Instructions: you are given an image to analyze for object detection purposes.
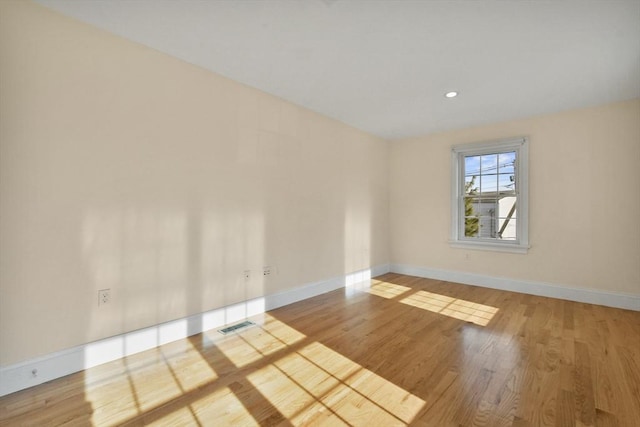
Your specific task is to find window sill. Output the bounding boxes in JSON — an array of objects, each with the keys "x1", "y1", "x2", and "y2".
[{"x1": 449, "y1": 240, "x2": 530, "y2": 254}]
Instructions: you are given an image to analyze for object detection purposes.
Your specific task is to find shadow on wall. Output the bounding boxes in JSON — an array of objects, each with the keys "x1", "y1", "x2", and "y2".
[
  {"x1": 80, "y1": 181, "x2": 378, "y2": 345},
  {"x1": 60, "y1": 184, "x2": 378, "y2": 378},
  {"x1": 81, "y1": 203, "x2": 268, "y2": 344}
]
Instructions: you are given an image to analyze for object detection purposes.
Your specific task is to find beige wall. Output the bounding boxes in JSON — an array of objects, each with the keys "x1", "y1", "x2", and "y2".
[
  {"x1": 390, "y1": 99, "x2": 640, "y2": 295},
  {"x1": 0, "y1": 1, "x2": 389, "y2": 366}
]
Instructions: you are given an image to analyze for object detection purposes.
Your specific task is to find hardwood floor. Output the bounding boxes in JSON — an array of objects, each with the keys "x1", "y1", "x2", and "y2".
[{"x1": 1, "y1": 273, "x2": 639, "y2": 426}]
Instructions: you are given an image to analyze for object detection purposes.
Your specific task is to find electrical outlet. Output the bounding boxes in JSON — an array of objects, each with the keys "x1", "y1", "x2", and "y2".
[
  {"x1": 244, "y1": 270, "x2": 251, "y2": 280},
  {"x1": 98, "y1": 289, "x2": 110, "y2": 306},
  {"x1": 263, "y1": 266, "x2": 271, "y2": 276}
]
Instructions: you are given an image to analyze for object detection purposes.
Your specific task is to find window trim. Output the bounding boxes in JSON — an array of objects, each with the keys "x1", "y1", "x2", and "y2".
[{"x1": 450, "y1": 136, "x2": 530, "y2": 254}]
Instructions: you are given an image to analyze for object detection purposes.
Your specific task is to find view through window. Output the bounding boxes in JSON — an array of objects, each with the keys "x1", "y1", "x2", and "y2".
[{"x1": 464, "y1": 151, "x2": 517, "y2": 240}]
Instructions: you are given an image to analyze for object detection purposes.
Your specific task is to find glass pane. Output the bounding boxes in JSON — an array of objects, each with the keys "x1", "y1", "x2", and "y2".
[
  {"x1": 464, "y1": 217, "x2": 480, "y2": 237},
  {"x1": 477, "y1": 213, "x2": 494, "y2": 238},
  {"x1": 497, "y1": 218, "x2": 517, "y2": 240},
  {"x1": 463, "y1": 196, "x2": 480, "y2": 237},
  {"x1": 480, "y1": 154, "x2": 498, "y2": 174},
  {"x1": 473, "y1": 199, "x2": 497, "y2": 238},
  {"x1": 498, "y1": 197, "x2": 517, "y2": 219},
  {"x1": 464, "y1": 175, "x2": 478, "y2": 195},
  {"x1": 498, "y1": 152, "x2": 516, "y2": 174},
  {"x1": 464, "y1": 155, "x2": 480, "y2": 177},
  {"x1": 498, "y1": 173, "x2": 515, "y2": 193},
  {"x1": 479, "y1": 174, "x2": 498, "y2": 194}
]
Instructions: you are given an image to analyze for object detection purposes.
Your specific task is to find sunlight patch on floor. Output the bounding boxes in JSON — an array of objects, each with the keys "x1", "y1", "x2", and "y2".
[
  {"x1": 82, "y1": 310, "x2": 424, "y2": 425},
  {"x1": 159, "y1": 386, "x2": 260, "y2": 426},
  {"x1": 366, "y1": 280, "x2": 412, "y2": 299},
  {"x1": 247, "y1": 363, "x2": 324, "y2": 421},
  {"x1": 126, "y1": 354, "x2": 183, "y2": 413},
  {"x1": 215, "y1": 315, "x2": 306, "y2": 367},
  {"x1": 400, "y1": 291, "x2": 498, "y2": 326},
  {"x1": 145, "y1": 405, "x2": 200, "y2": 426},
  {"x1": 261, "y1": 314, "x2": 307, "y2": 345},
  {"x1": 248, "y1": 341, "x2": 425, "y2": 425},
  {"x1": 86, "y1": 369, "x2": 139, "y2": 426},
  {"x1": 297, "y1": 342, "x2": 363, "y2": 381},
  {"x1": 86, "y1": 341, "x2": 218, "y2": 426},
  {"x1": 341, "y1": 365, "x2": 426, "y2": 423},
  {"x1": 238, "y1": 327, "x2": 289, "y2": 357},
  {"x1": 215, "y1": 334, "x2": 267, "y2": 368},
  {"x1": 302, "y1": 342, "x2": 425, "y2": 423},
  {"x1": 161, "y1": 344, "x2": 218, "y2": 393}
]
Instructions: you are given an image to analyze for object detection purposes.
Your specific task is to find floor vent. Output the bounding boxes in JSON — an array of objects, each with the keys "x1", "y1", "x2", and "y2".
[{"x1": 218, "y1": 320, "x2": 256, "y2": 335}]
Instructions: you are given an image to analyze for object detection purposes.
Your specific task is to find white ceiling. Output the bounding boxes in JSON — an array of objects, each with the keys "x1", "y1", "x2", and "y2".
[{"x1": 36, "y1": 0, "x2": 640, "y2": 140}]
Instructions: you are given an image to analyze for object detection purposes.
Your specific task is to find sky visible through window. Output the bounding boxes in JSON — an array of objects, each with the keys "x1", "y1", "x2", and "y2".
[{"x1": 464, "y1": 151, "x2": 516, "y2": 194}]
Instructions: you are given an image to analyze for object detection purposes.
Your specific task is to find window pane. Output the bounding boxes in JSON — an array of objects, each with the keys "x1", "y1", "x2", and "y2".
[
  {"x1": 477, "y1": 213, "x2": 494, "y2": 238},
  {"x1": 464, "y1": 175, "x2": 478, "y2": 195},
  {"x1": 498, "y1": 152, "x2": 515, "y2": 174},
  {"x1": 472, "y1": 199, "x2": 496, "y2": 238},
  {"x1": 498, "y1": 218, "x2": 517, "y2": 240},
  {"x1": 464, "y1": 156, "x2": 480, "y2": 177},
  {"x1": 464, "y1": 218, "x2": 480, "y2": 237},
  {"x1": 480, "y1": 154, "x2": 498, "y2": 174},
  {"x1": 479, "y1": 174, "x2": 497, "y2": 194},
  {"x1": 498, "y1": 173, "x2": 515, "y2": 193},
  {"x1": 498, "y1": 197, "x2": 517, "y2": 219},
  {"x1": 463, "y1": 196, "x2": 480, "y2": 237}
]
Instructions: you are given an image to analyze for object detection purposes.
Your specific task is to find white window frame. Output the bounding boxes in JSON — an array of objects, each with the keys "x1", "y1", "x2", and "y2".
[{"x1": 450, "y1": 136, "x2": 530, "y2": 254}]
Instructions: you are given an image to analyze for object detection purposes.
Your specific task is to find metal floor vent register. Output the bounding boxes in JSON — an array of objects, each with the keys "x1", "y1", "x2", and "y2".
[{"x1": 218, "y1": 320, "x2": 256, "y2": 335}]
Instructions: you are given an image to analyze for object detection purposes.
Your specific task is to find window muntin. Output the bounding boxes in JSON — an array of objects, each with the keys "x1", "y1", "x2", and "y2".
[{"x1": 451, "y1": 137, "x2": 529, "y2": 253}]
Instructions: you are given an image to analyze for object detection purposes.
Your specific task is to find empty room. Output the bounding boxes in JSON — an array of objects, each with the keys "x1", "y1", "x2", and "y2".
[{"x1": 1, "y1": 0, "x2": 639, "y2": 426}]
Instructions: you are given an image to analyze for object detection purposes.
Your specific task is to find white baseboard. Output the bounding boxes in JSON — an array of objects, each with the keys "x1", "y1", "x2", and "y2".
[
  {"x1": 0, "y1": 264, "x2": 390, "y2": 397},
  {"x1": 390, "y1": 263, "x2": 640, "y2": 312}
]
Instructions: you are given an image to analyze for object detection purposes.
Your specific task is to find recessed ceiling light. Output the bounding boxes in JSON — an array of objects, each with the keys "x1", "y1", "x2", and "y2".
[{"x1": 445, "y1": 91, "x2": 458, "y2": 98}]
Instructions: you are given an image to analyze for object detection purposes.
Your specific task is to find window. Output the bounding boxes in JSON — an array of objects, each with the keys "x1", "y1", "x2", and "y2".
[{"x1": 450, "y1": 137, "x2": 529, "y2": 253}]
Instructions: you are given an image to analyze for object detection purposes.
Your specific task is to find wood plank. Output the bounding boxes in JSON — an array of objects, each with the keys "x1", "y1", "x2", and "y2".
[{"x1": 574, "y1": 341, "x2": 596, "y2": 426}]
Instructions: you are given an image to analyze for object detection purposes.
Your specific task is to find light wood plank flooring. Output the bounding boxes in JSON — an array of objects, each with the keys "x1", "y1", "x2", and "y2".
[{"x1": 1, "y1": 273, "x2": 639, "y2": 426}]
